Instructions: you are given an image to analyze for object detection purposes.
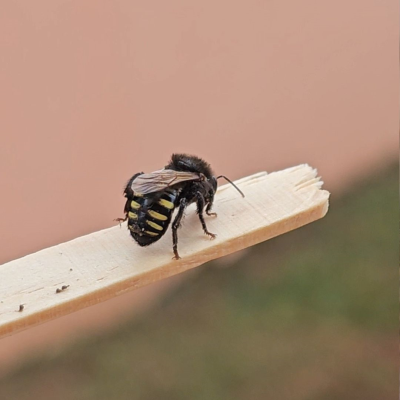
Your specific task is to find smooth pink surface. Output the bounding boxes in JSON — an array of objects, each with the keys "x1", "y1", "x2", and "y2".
[
  {"x1": 0, "y1": 0, "x2": 397, "y2": 373},
  {"x1": 0, "y1": 0, "x2": 397, "y2": 265}
]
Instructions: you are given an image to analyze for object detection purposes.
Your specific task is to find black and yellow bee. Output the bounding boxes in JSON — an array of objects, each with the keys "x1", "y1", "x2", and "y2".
[{"x1": 117, "y1": 154, "x2": 244, "y2": 259}]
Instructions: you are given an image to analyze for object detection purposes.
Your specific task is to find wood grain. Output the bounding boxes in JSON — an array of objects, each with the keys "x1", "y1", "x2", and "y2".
[{"x1": 0, "y1": 164, "x2": 329, "y2": 338}]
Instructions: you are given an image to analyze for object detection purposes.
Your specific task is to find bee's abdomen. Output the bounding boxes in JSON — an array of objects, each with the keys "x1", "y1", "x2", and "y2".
[{"x1": 126, "y1": 189, "x2": 178, "y2": 246}]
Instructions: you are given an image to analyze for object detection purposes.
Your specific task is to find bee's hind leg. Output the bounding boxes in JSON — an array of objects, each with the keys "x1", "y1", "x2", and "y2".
[
  {"x1": 172, "y1": 198, "x2": 188, "y2": 260},
  {"x1": 114, "y1": 215, "x2": 128, "y2": 227}
]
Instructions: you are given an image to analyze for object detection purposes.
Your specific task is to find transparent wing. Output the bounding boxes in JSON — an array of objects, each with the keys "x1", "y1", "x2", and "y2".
[{"x1": 130, "y1": 169, "x2": 200, "y2": 195}]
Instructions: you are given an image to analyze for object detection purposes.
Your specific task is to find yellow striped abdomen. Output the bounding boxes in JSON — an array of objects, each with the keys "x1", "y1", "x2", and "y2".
[{"x1": 125, "y1": 188, "x2": 178, "y2": 246}]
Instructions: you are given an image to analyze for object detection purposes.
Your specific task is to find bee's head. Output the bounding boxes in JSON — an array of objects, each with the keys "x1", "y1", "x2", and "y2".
[{"x1": 202, "y1": 176, "x2": 217, "y2": 204}]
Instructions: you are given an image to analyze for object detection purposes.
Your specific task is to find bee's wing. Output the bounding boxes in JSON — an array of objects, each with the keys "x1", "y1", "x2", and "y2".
[{"x1": 130, "y1": 169, "x2": 200, "y2": 195}]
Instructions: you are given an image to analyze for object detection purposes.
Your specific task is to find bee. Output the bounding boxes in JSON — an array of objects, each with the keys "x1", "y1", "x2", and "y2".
[{"x1": 117, "y1": 154, "x2": 244, "y2": 260}]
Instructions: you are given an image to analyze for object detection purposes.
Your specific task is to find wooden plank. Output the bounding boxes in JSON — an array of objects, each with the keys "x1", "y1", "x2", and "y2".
[{"x1": 0, "y1": 164, "x2": 330, "y2": 338}]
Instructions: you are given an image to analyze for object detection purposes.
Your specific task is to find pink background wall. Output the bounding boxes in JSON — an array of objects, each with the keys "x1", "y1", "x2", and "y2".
[{"x1": 0, "y1": 0, "x2": 397, "y2": 265}]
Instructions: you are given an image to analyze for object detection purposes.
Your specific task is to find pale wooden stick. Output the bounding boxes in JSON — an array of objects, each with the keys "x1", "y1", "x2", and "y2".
[{"x1": 0, "y1": 164, "x2": 329, "y2": 338}]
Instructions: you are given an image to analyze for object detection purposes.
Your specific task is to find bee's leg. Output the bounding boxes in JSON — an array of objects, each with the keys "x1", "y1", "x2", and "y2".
[
  {"x1": 172, "y1": 198, "x2": 187, "y2": 260},
  {"x1": 205, "y1": 201, "x2": 217, "y2": 217},
  {"x1": 196, "y1": 192, "x2": 217, "y2": 239},
  {"x1": 114, "y1": 198, "x2": 131, "y2": 226},
  {"x1": 114, "y1": 216, "x2": 127, "y2": 227}
]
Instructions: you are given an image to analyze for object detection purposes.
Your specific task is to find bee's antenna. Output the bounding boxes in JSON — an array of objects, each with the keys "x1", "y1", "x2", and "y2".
[{"x1": 216, "y1": 175, "x2": 245, "y2": 198}]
